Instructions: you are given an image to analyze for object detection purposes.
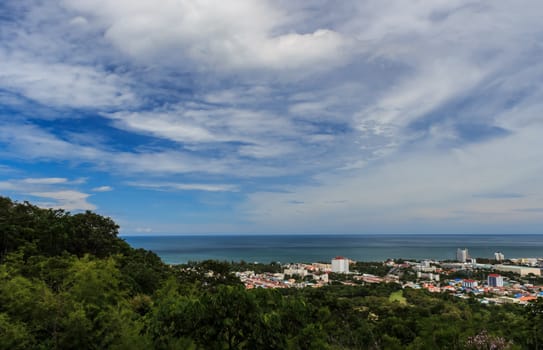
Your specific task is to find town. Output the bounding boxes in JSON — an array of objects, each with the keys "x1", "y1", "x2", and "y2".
[{"x1": 234, "y1": 249, "x2": 543, "y2": 305}]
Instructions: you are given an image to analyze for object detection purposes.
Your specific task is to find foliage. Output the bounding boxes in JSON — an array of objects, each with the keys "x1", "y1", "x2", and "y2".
[
  {"x1": 229, "y1": 260, "x2": 283, "y2": 274},
  {"x1": 389, "y1": 290, "x2": 407, "y2": 305},
  {"x1": 352, "y1": 261, "x2": 391, "y2": 277}
]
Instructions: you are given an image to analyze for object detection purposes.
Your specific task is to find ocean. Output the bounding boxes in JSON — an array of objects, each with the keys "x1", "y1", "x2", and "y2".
[{"x1": 122, "y1": 234, "x2": 543, "y2": 264}]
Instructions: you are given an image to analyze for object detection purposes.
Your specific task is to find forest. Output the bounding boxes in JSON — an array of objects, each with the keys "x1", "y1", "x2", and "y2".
[{"x1": 1, "y1": 196, "x2": 543, "y2": 349}]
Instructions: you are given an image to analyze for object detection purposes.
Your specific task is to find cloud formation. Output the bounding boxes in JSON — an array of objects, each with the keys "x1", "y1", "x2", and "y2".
[
  {"x1": 0, "y1": 0, "x2": 542, "y2": 233},
  {"x1": 62, "y1": 0, "x2": 348, "y2": 71},
  {"x1": 0, "y1": 177, "x2": 96, "y2": 211}
]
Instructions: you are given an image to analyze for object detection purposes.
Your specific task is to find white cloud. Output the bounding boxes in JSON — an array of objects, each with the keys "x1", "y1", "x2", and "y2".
[
  {"x1": 21, "y1": 177, "x2": 68, "y2": 185},
  {"x1": 0, "y1": 177, "x2": 96, "y2": 211},
  {"x1": 243, "y1": 125, "x2": 543, "y2": 232},
  {"x1": 107, "y1": 103, "x2": 298, "y2": 147},
  {"x1": 128, "y1": 182, "x2": 238, "y2": 192},
  {"x1": 0, "y1": 52, "x2": 136, "y2": 109},
  {"x1": 0, "y1": 181, "x2": 16, "y2": 191},
  {"x1": 0, "y1": 123, "x2": 103, "y2": 160},
  {"x1": 92, "y1": 186, "x2": 113, "y2": 192},
  {"x1": 61, "y1": 0, "x2": 348, "y2": 72},
  {"x1": 0, "y1": 123, "x2": 296, "y2": 177},
  {"x1": 29, "y1": 190, "x2": 96, "y2": 211}
]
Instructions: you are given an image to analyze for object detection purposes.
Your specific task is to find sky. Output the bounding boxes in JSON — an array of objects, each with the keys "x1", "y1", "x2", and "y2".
[{"x1": 1, "y1": 0, "x2": 542, "y2": 235}]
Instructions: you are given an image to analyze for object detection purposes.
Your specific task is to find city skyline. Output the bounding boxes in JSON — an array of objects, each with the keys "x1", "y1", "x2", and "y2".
[{"x1": 1, "y1": 1, "x2": 543, "y2": 234}]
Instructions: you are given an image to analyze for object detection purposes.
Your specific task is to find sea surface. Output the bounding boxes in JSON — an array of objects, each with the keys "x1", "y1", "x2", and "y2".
[{"x1": 122, "y1": 234, "x2": 543, "y2": 265}]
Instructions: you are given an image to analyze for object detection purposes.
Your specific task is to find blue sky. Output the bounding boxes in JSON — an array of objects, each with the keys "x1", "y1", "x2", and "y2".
[{"x1": 1, "y1": 0, "x2": 542, "y2": 234}]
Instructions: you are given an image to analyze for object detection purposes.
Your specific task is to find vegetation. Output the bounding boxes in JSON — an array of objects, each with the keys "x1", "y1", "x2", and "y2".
[
  {"x1": 388, "y1": 290, "x2": 407, "y2": 305},
  {"x1": 1, "y1": 196, "x2": 542, "y2": 349},
  {"x1": 352, "y1": 261, "x2": 391, "y2": 277}
]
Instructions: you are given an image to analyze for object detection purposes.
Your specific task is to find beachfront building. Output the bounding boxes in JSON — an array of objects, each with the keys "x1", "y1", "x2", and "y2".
[
  {"x1": 331, "y1": 256, "x2": 349, "y2": 273},
  {"x1": 487, "y1": 274, "x2": 504, "y2": 287},
  {"x1": 457, "y1": 248, "x2": 469, "y2": 263},
  {"x1": 494, "y1": 252, "x2": 505, "y2": 262}
]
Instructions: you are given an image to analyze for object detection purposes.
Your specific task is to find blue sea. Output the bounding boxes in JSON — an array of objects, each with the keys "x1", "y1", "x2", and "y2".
[{"x1": 122, "y1": 234, "x2": 543, "y2": 264}]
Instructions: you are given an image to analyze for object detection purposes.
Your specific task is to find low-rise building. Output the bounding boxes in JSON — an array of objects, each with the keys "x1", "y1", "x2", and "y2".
[
  {"x1": 284, "y1": 265, "x2": 308, "y2": 277},
  {"x1": 487, "y1": 274, "x2": 504, "y2": 287},
  {"x1": 462, "y1": 279, "x2": 478, "y2": 289},
  {"x1": 495, "y1": 265, "x2": 541, "y2": 277},
  {"x1": 416, "y1": 271, "x2": 440, "y2": 281}
]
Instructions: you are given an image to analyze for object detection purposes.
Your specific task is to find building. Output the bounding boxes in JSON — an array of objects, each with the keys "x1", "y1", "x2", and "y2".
[
  {"x1": 331, "y1": 256, "x2": 349, "y2": 273},
  {"x1": 417, "y1": 271, "x2": 440, "y2": 281},
  {"x1": 462, "y1": 279, "x2": 478, "y2": 289},
  {"x1": 457, "y1": 248, "x2": 469, "y2": 263},
  {"x1": 495, "y1": 265, "x2": 541, "y2": 277},
  {"x1": 487, "y1": 274, "x2": 504, "y2": 287},
  {"x1": 494, "y1": 252, "x2": 505, "y2": 262},
  {"x1": 283, "y1": 264, "x2": 308, "y2": 277}
]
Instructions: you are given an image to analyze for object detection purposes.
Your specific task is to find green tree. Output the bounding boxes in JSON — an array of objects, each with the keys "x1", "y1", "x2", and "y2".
[
  {"x1": 66, "y1": 211, "x2": 128, "y2": 258},
  {"x1": 0, "y1": 313, "x2": 34, "y2": 350},
  {"x1": 526, "y1": 298, "x2": 543, "y2": 349}
]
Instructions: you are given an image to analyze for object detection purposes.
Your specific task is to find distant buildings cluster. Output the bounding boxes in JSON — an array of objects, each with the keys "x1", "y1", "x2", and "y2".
[
  {"x1": 454, "y1": 247, "x2": 541, "y2": 276},
  {"x1": 457, "y1": 248, "x2": 506, "y2": 264},
  {"x1": 232, "y1": 248, "x2": 543, "y2": 306}
]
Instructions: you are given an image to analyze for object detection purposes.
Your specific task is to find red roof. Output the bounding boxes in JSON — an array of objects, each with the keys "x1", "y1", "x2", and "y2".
[
  {"x1": 488, "y1": 274, "x2": 501, "y2": 277},
  {"x1": 334, "y1": 256, "x2": 346, "y2": 260}
]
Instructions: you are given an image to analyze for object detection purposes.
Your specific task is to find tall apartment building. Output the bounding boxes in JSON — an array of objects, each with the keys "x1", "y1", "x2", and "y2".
[
  {"x1": 331, "y1": 256, "x2": 349, "y2": 273},
  {"x1": 456, "y1": 248, "x2": 469, "y2": 263},
  {"x1": 494, "y1": 252, "x2": 505, "y2": 262}
]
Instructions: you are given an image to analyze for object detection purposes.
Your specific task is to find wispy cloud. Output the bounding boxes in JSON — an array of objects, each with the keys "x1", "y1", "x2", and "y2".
[
  {"x1": 0, "y1": 177, "x2": 96, "y2": 211},
  {"x1": 92, "y1": 186, "x2": 113, "y2": 192},
  {"x1": 29, "y1": 190, "x2": 96, "y2": 211},
  {"x1": 21, "y1": 177, "x2": 68, "y2": 185},
  {"x1": 243, "y1": 126, "x2": 543, "y2": 232},
  {"x1": 0, "y1": 52, "x2": 136, "y2": 110},
  {"x1": 128, "y1": 182, "x2": 239, "y2": 192}
]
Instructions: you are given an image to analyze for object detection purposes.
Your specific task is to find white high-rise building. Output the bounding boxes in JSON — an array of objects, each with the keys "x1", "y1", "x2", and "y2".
[
  {"x1": 331, "y1": 256, "x2": 349, "y2": 273},
  {"x1": 494, "y1": 252, "x2": 505, "y2": 262},
  {"x1": 456, "y1": 248, "x2": 469, "y2": 263}
]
